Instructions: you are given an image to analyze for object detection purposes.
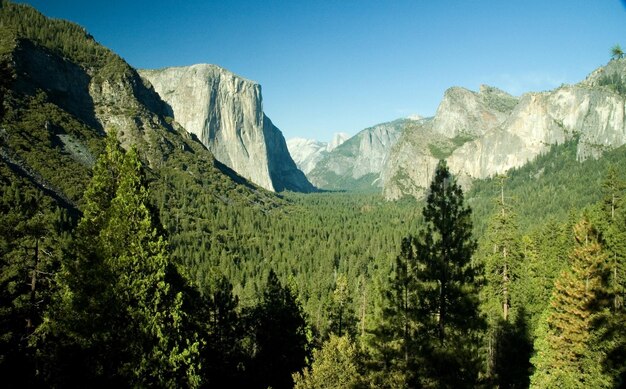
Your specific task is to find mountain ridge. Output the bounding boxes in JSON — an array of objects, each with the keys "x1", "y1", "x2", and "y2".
[{"x1": 139, "y1": 64, "x2": 315, "y2": 193}]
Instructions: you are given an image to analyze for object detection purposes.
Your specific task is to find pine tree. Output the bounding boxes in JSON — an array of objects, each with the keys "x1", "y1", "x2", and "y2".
[
  {"x1": 373, "y1": 160, "x2": 484, "y2": 388},
  {"x1": 248, "y1": 269, "x2": 309, "y2": 389},
  {"x1": 40, "y1": 132, "x2": 201, "y2": 387},
  {"x1": 293, "y1": 335, "x2": 364, "y2": 389},
  {"x1": 198, "y1": 272, "x2": 245, "y2": 387},
  {"x1": 530, "y1": 218, "x2": 612, "y2": 388},
  {"x1": 413, "y1": 160, "x2": 484, "y2": 388},
  {"x1": 477, "y1": 176, "x2": 531, "y2": 386},
  {"x1": 0, "y1": 181, "x2": 65, "y2": 386},
  {"x1": 327, "y1": 274, "x2": 357, "y2": 338},
  {"x1": 370, "y1": 236, "x2": 421, "y2": 386}
]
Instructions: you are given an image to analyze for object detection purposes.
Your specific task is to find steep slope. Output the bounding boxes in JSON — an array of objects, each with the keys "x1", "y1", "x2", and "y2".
[
  {"x1": 382, "y1": 71, "x2": 626, "y2": 199},
  {"x1": 306, "y1": 119, "x2": 413, "y2": 191},
  {"x1": 139, "y1": 65, "x2": 315, "y2": 192},
  {"x1": 286, "y1": 132, "x2": 349, "y2": 174},
  {"x1": 0, "y1": 1, "x2": 280, "y2": 215}
]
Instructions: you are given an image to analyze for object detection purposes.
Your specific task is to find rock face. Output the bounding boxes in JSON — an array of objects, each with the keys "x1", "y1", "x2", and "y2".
[
  {"x1": 383, "y1": 61, "x2": 626, "y2": 200},
  {"x1": 286, "y1": 132, "x2": 349, "y2": 175},
  {"x1": 306, "y1": 119, "x2": 412, "y2": 191},
  {"x1": 139, "y1": 65, "x2": 314, "y2": 192}
]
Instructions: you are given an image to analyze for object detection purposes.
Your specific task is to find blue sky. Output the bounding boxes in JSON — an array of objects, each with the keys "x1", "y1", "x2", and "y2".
[{"x1": 19, "y1": 0, "x2": 626, "y2": 142}]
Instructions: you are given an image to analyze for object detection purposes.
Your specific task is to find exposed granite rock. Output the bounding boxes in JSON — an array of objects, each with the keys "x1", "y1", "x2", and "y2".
[
  {"x1": 383, "y1": 61, "x2": 626, "y2": 200},
  {"x1": 431, "y1": 85, "x2": 518, "y2": 138},
  {"x1": 139, "y1": 65, "x2": 314, "y2": 192},
  {"x1": 305, "y1": 119, "x2": 413, "y2": 190},
  {"x1": 286, "y1": 132, "x2": 349, "y2": 175}
]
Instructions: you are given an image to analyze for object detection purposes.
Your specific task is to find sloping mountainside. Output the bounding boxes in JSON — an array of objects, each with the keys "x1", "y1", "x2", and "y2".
[
  {"x1": 286, "y1": 132, "x2": 349, "y2": 174},
  {"x1": 139, "y1": 65, "x2": 315, "y2": 192},
  {"x1": 306, "y1": 118, "x2": 415, "y2": 191},
  {"x1": 383, "y1": 66, "x2": 626, "y2": 199},
  {"x1": 0, "y1": 2, "x2": 280, "y2": 228}
]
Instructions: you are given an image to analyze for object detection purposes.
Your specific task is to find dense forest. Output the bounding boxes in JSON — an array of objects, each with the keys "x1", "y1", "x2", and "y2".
[
  {"x1": 1, "y1": 0, "x2": 626, "y2": 387},
  {"x1": 2, "y1": 130, "x2": 626, "y2": 387}
]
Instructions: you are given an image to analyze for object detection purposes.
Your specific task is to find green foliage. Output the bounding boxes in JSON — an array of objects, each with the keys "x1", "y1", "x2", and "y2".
[
  {"x1": 531, "y1": 219, "x2": 612, "y2": 388},
  {"x1": 468, "y1": 140, "x2": 626, "y2": 235},
  {"x1": 428, "y1": 134, "x2": 475, "y2": 160},
  {"x1": 412, "y1": 160, "x2": 484, "y2": 387},
  {"x1": 372, "y1": 160, "x2": 484, "y2": 388},
  {"x1": 293, "y1": 335, "x2": 365, "y2": 389},
  {"x1": 0, "y1": 1, "x2": 130, "y2": 80},
  {"x1": 611, "y1": 44, "x2": 624, "y2": 61},
  {"x1": 597, "y1": 72, "x2": 626, "y2": 96},
  {"x1": 476, "y1": 177, "x2": 533, "y2": 386},
  {"x1": 0, "y1": 165, "x2": 68, "y2": 385},
  {"x1": 39, "y1": 133, "x2": 201, "y2": 387},
  {"x1": 247, "y1": 270, "x2": 310, "y2": 389}
]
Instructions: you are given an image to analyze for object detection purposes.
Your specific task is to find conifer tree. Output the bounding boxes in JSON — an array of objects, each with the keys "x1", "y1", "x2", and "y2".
[
  {"x1": 198, "y1": 272, "x2": 245, "y2": 387},
  {"x1": 40, "y1": 132, "x2": 201, "y2": 387},
  {"x1": 327, "y1": 274, "x2": 357, "y2": 338},
  {"x1": 374, "y1": 160, "x2": 484, "y2": 388},
  {"x1": 477, "y1": 176, "x2": 531, "y2": 386},
  {"x1": 248, "y1": 269, "x2": 309, "y2": 389},
  {"x1": 293, "y1": 335, "x2": 364, "y2": 389},
  {"x1": 370, "y1": 236, "x2": 421, "y2": 386},
  {"x1": 412, "y1": 160, "x2": 484, "y2": 387},
  {"x1": 0, "y1": 181, "x2": 64, "y2": 385},
  {"x1": 530, "y1": 218, "x2": 612, "y2": 388}
]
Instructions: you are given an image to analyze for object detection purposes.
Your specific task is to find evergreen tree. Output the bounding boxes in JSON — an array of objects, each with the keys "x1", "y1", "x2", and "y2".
[
  {"x1": 373, "y1": 160, "x2": 484, "y2": 388},
  {"x1": 531, "y1": 218, "x2": 612, "y2": 388},
  {"x1": 0, "y1": 181, "x2": 65, "y2": 386},
  {"x1": 477, "y1": 176, "x2": 531, "y2": 386},
  {"x1": 327, "y1": 273, "x2": 357, "y2": 338},
  {"x1": 198, "y1": 272, "x2": 245, "y2": 387},
  {"x1": 39, "y1": 132, "x2": 201, "y2": 387},
  {"x1": 293, "y1": 335, "x2": 364, "y2": 389},
  {"x1": 413, "y1": 160, "x2": 484, "y2": 388},
  {"x1": 247, "y1": 269, "x2": 309, "y2": 389},
  {"x1": 369, "y1": 236, "x2": 421, "y2": 387}
]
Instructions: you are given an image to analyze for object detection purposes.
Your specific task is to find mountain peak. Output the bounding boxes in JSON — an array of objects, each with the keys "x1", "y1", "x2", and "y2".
[
  {"x1": 140, "y1": 65, "x2": 314, "y2": 192},
  {"x1": 327, "y1": 132, "x2": 349, "y2": 151}
]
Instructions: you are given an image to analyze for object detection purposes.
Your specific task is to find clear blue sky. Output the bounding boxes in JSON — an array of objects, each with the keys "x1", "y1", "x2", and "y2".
[{"x1": 18, "y1": 0, "x2": 626, "y2": 142}]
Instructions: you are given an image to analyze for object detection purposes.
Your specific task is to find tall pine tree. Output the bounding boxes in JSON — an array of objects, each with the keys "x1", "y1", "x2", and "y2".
[
  {"x1": 477, "y1": 176, "x2": 531, "y2": 387},
  {"x1": 247, "y1": 269, "x2": 309, "y2": 389},
  {"x1": 413, "y1": 160, "x2": 484, "y2": 388},
  {"x1": 39, "y1": 131, "x2": 201, "y2": 387},
  {"x1": 531, "y1": 218, "x2": 612, "y2": 388},
  {"x1": 374, "y1": 160, "x2": 484, "y2": 388}
]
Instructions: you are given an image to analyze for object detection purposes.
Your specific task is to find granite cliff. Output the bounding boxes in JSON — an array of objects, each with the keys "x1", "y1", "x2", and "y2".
[
  {"x1": 286, "y1": 132, "x2": 349, "y2": 175},
  {"x1": 139, "y1": 65, "x2": 314, "y2": 192},
  {"x1": 304, "y1": 119, "x2": 414, "y2": 191},
  {"x1": 383, "y1": 61, "x2": 626, "y2": 200}
]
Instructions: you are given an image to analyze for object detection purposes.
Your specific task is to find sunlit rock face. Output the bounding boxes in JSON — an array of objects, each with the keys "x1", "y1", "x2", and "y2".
[
  {"x1": 383, "y1": 60, "x2": 626, "y2": 199},
  {"x1": 140, "y1": 64, "x2": 314, "y2": 192},
  {"x1": 304, "y1": 119, "x2": 411, "y2": 191},
  {"x1": 286, "y1": 133, "x2": 349, "y2": 175}
]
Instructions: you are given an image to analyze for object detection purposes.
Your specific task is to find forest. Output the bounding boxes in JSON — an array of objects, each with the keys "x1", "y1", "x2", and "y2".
[
  {"x1": 2, "y1": 129, "x2": 626, "y2": 388},
  {"x1": 1, "y1": 0, "x2": 626, "y2": 387}
]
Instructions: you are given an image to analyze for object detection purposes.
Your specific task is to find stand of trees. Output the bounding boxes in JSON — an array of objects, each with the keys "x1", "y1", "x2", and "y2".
[{"x1": 1, "y1": 131, "x2": 626, "y2": 387}]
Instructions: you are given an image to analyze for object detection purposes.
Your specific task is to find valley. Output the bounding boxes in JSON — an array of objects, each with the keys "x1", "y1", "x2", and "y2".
[{"x1": 1, "y1": 1, "x2": 626, "y2": 388}]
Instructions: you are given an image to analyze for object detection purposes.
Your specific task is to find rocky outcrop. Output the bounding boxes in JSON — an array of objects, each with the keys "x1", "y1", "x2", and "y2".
[
  {"x1": 286, "y1": 132, "x2": 349, "y2": 175},
  {"x1": 383, "y1": 61, "x2": 626, "y2": 200},
  {"x1": 306, "y1": 119, "x2": 412, "y2": 190},
  {"x1": 139, "y1": 65, "x2": 314, "y2": 192}
]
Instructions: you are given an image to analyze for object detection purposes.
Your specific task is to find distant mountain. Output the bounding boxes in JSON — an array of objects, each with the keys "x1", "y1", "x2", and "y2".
[
  {"x1": 305, "y1": 118, "x2": 418, "y2": 191},
  {"x1": 139, "y1": 65, "x2": 315, "y2": 193},
  {"x1": 382, "y1": 64, "x2": 626, "y2": 199},
  {"x1": 286, "y1": 132, "x2": 349, "y2": 174},
  {"x1": 0, "y1": 1, "x2": 280, "y2": 214}
]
